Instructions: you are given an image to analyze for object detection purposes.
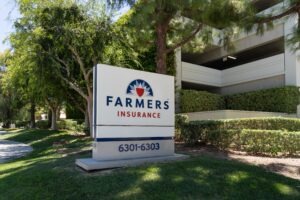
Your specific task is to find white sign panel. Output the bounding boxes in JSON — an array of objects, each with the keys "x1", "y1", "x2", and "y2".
[
  {"x1": 95, "y1": 64, "x2": 174, "y2": 127},
  {"x1": 92, "y1": 64, "x2": 175, "y2": 161}
]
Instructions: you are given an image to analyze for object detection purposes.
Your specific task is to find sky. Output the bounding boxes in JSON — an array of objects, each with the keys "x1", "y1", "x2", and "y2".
[{"x1": 0, "y1": 0, "x2": 20, "y2": 52}]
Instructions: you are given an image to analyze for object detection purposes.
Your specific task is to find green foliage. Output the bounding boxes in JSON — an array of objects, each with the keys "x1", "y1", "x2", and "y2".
[
  {"x1": 15, "y1": 121, "x2": 30, "y2": 128},
  {"x1": 181, "y1": 118, "x2": 300, "y2": 156},
  {"x1": 57, "y1": 119, "x2": 84, "y2": 132},
  {"x1": 65, "y1": 103, "x2": 84, "y2": 119},
  {"x1": 36, "y1": 120, "x2": 50, "y2": 129},
  {"x1": 111, "y1": 0, "x2": 255, "y2": 74},
  {"x1": 180, "y1": 89, "x2": 225, "y2": 112},
  {"x1": 36, "y1": 119, "x2": 85, "y2": 132},
  {"x1": 175, "y1": 114, "x2": 189, "y2": 141},
  {"x1": 225, "y1": 86, "x2": 300, "y2": 114},
  {"x1": 175, "y1": 114, "x2": 189, "y2": 129},
  {"x1": 207, "y1": 129, "x2": 300, "y2": 156},
  {"x1": 180, "y1": 86, "x2": 300, "y2": 114},
  {"x1": 136, "y1": 46, "x2": 176, "y2": 75}
]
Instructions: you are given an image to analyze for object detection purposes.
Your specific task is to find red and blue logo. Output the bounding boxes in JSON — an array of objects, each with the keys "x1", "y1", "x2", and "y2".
[
  {"x1": 106, "y1": 79, "x2": 168, "y2": 111},
  {"x1": 126, "y1": 79, "x2": 153, "y2": 97}
]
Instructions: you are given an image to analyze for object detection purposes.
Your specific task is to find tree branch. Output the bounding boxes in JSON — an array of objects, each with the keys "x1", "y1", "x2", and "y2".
[
  {"x1": 67, "y1": 45, "x2": 88, "y2": 80},
  {"x1": 255, "y1": 4, "x2": 300, "y2": 24},
  {"x1": 52, "y1": 56, "x2": 71, "y2": 77},
  {"x1": 58, "y1": 74, "x2": 88, "y2": 101},
  {"x1": 166, "y1": 23, "x2": 203, "y2": 54},
  {"x1": 87, "y1": 68, "x2": 93, "y2": 81},
  {"x1": 67, "y1": 44, "x2": 92, "y2": 97}
]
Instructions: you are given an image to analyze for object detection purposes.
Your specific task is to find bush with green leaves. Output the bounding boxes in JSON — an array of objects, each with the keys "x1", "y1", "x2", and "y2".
[
  {"x1": 225, "y1": 86, "x2": 300, "y2": 113},
  {"x1": 180, "y1": 90, "x2": 224, "y2": 113},
  {"x1": 57, "y1": 119, "x2": 84, "y2": 132},
  {"x1": 35, "y1": 119, "x2": 84, "y2": 132},
  {"x1": 181, "y1": 118, "x2": 300, "y2": 156},
  {"x1": 15, "y1": 121, "x2": 29, "y2": 128},
  {"x1": 36, "y1": 120, "x2": 50, "y2": 129},
  {"x1": 175, "y1": 114, "x2": 189, "y2": 141},
  {"x1": 207, "y1": 129, "x2": 300, "y2": 156}
]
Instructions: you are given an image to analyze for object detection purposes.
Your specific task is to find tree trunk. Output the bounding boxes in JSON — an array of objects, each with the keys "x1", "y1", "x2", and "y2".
[
  {"x1": 155, "y1": 23, "x2": 168, "y2": 74},
  {"x1": 56, "y1": 107, "x2": 60, "y2": 120},
  {"x1": 87, "y1": 95, "x2": 93, "y2": 137},
  {"x1": 47, "y1": 109, "x2": 52, "y2": 128},
  {"x1": 3, "y1": 108, "x2": 11, "y2": 128},
  {"x1": 29, "y1": 102, "x2": 36, "y2": 128},
  {"x1": 50, "y1": 107, "x2": 57, "y2": 130},
  {"x1": 84, "y1": 108, "x2": 89, "y2": 130}
]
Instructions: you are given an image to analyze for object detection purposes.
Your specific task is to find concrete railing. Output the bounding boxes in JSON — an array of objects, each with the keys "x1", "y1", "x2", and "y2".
[
  {"x1": 182, "y1": 62, "x2": 222, "y2": 86},
  {"x1": 182, "y1": 53, "x2": 285, "y2": 87}
]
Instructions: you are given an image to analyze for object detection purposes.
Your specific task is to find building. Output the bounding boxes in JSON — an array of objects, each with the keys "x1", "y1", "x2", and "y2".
[{"x1": 175, "y1": 0, "x2": 300, "y2": 95}]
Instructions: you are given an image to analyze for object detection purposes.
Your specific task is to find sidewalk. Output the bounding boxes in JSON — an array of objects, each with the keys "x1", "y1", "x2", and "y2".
[{"x1": 0, "y1": 131, "x2": 33, "y2": 163}]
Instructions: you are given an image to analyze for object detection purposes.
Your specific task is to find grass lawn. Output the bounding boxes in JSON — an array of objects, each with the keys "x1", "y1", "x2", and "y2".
[{"x1": 0, "y1": 129, "x2": 299, "y2": 200}]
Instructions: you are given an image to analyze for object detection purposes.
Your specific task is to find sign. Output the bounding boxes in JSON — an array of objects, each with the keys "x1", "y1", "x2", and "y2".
[{"x1": 92, "y1": 64, "x2": 175, "y2": 161}]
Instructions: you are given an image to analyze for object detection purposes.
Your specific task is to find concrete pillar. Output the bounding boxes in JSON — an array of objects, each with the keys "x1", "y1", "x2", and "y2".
[
  {"x1": 175, "y1": 48, "x2": 182, "y2": 88},
  {"x1": 175, "y1": 48, "x2": 182, "y2": 113},
  {"x1": 284, "y1": 15, "x2": 300, "y2": 86}
]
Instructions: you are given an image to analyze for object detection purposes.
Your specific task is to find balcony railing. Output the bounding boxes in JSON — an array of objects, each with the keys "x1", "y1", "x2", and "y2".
[{"x1": 182, "y1": 53, "x2": 285, "y2": 87}]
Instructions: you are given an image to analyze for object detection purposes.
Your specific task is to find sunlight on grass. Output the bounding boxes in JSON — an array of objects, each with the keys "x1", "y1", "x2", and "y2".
[
  {"x1": 172, "y1": 175, "x2": 184, "y2": 183},
  {"x1": 141, "y1": 167, "x2": 161, "y2": 182},
  {"x1": 117, "y1": 186, "x2": 143, "y2": 198},
  {"x1": 28, "y1": 132, "x2": 63, "y2": 145},
  {"x1": 226, "y1": 171, "x2": 249, "y2": 183},
  {"x1": 191, "y1": 166, "x2": 211, "y2": 176},
  {"x1": 274, "y1": 183, "x2": 300, "y2": 196},
  {"x1": 0, "y1": 156, "x2": 59, "y2": 178},
  {"x1": 1, "y1": 129, "x2": 300, "y2": 200}
]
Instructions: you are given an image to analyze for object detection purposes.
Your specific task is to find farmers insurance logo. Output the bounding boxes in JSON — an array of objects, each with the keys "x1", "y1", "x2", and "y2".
[
  {"x1": 126, "y1": 79, "x2": 153, "y2": 97},
  {"x1": 106, "y1": 79, "x2": 169, "y2": 119}
]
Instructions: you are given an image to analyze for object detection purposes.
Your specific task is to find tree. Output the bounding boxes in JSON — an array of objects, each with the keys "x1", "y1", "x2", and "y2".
[
  {"x1": 0, "y1": 51, "x2": 24, "y2": 128},
  {"x1": 12, "y1": 1, "x2": 121, "y2": 135},
  {"x1": 243, "y1": 0, "x2": 300, "y2": 51},
  {"x1": 36, "y1": 5, "x2": 111, "y2": 134},
  {"x1": 5, "y1": 9, "x2": 68, "y2": 130},
  {"x1": 111, "y1": 0, "x2": 300, "y2": 74},
  {"x1": 108, "y1": 0, "x2": 255, "y2": 74}
]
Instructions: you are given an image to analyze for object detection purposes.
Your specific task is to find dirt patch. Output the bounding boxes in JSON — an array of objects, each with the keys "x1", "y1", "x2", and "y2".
[{"x1": 176, "y1": 143, "x2": 300, "y2": 180}]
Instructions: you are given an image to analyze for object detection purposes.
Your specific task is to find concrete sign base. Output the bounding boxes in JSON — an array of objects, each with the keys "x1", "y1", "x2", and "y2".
[{"x1": 76, "y1": 154, "x2": 188, "y2": 171}]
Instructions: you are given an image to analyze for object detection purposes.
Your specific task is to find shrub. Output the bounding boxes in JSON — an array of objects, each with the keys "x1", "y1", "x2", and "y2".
[
  {"x1": 181, "y1": 118, "x2": 300, "y2": 156},
  {"x1": 182, "y1": 118, "x2": 300, "y2": 136},
  {"x1": 175, "y1": 114, "x2": 189, "y2": 141},
  {"x1": 57, "y1": 119, "x2": 84, "y2": 132},
  {"x1": 225, "y1": 86, "x2": 300, "y2": 113},
  {"x1": 36, "y1": 120, "x2": 50, "y2": 129},
  {"x1": 180, "y1": 89, "x2": 224, "y2": 113},
  {"x1": 207, "y1": 129, "x2": 300, "y2": 156},
  {"x1": 16, "y1": 121, "x2": 29, "y2": 128},
  {"x1": 175, "y1": 114, "x2": 189, "y2": 129}
]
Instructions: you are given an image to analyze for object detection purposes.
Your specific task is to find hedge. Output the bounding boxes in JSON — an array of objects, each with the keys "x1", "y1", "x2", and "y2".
[
  {"x1": 175, "y1": 114, "x2": 189, "y2": 141},
  {"x1": 36, "y1": 119, "x2": 85, "y2": 132},
  {"x1": 182, "y1": 118, "x2": 300, "y2": 133},
  {"x1": 180, "y1": 118, "x2": 300, "y2": 156},
  {"x1": 207, "y1": 129, "x2": 300, "y2": 156},
  {"x1": 180, "y1": 90, "x2": 224, "y2": 113},
  {"x1": 180, "y1": 86, "x2": 299, "y2": 113},
  {"x1": 181, "y1": 118, "x2": 300, "y2": 144},
  {"x1": 225, "y1": 86, "x2": 300, "y2": 113},
  {"x1": 36, "y1": 120, "x2": 50, "y2": 129},
  {"x1": 16, "y1": 121, "x2": 30, "y2": 128}
]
